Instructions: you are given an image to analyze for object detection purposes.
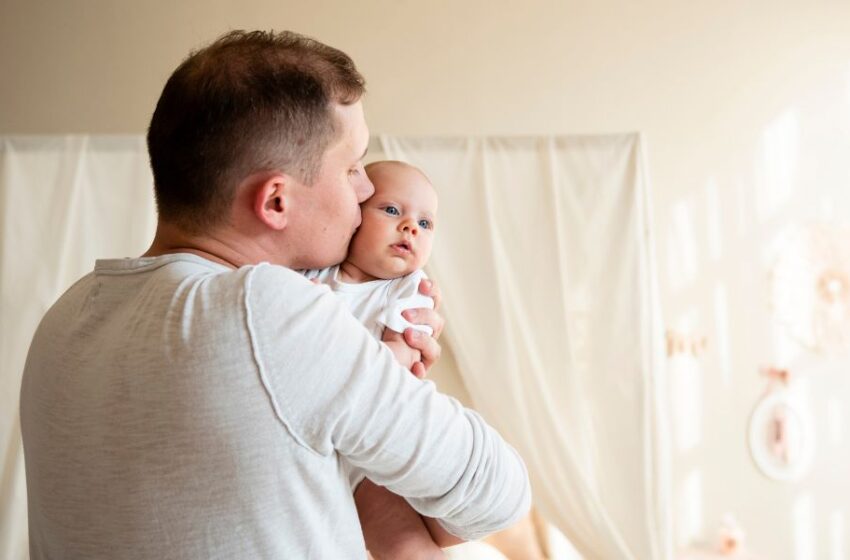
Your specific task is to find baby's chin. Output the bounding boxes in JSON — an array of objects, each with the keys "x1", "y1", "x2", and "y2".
[
  {"x1": 369, "y1": 265, "x2": 417, "y2": 280},
  {"x1": 349, "y1": 258, "x2": 417, "y2": 281}
]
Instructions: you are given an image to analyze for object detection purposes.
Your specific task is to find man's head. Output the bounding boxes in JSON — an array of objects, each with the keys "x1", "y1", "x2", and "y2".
[
  {"x1": 345, "y1": 161, "x2": 438, "y2": 280},
  {"x1": 147, "y1": 30, "x2": 371, "y2": 263}
]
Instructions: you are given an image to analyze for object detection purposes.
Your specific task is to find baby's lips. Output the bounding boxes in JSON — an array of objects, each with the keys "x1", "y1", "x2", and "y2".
[{"x1": 390, "y1": 242, "x2": 412, "y2": 254}]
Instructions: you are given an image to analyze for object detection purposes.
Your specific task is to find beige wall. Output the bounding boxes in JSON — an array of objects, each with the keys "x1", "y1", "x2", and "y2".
[{"x1": 4, "y1": 1, "x2": 850, "y2": 558}]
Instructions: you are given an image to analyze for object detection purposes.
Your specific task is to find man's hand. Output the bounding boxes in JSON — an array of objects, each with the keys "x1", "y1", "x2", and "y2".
[
  {"x1": 401, "y1": 278, "x2": 445, "y2": 378},
  {"x1": 382, "y1": 330, "x2": 422, "y2": 374}
]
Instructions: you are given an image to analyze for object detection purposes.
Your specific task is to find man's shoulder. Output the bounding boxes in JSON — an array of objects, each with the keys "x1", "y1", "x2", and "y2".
[
  {"x1": 92, "y1": 256, "x2": 321, "y2": 312},
  {"x1": 37, "y1": 271, "x2": 98, "y2": 328},
  {"x1": 243, "y1": 262, "x2": 337, "y2": 318},
  {"x1": 246, "y1": 262, "x2": 316, "y2": 286}
]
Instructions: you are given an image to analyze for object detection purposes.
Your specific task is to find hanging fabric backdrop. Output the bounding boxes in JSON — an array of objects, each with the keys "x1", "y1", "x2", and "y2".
[
  {"x1": 381, "y1": 135, "x2": 671, "y2": 560},
  {"x1": 1, "y1": 134, "x2": 671, "y2": 559},
  {"x1": 0, "y1": 136, "x2": 156, "y2": 560}
]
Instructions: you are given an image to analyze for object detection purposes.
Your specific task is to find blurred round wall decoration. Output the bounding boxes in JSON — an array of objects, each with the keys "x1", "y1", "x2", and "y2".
[{"x1": 769, "y1": 224, "x2": 850, "y2": 354}]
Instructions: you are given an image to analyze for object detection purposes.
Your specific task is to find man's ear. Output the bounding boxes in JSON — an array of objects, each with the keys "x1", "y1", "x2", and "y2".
[{"x1": 252, "y1": 173, "x2": 291, "y2": 231}]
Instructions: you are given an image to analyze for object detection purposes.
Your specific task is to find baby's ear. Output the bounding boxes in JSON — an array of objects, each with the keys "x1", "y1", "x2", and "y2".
[{"x1": 252, "y1": 172, "x2": 291, "y2": 230}]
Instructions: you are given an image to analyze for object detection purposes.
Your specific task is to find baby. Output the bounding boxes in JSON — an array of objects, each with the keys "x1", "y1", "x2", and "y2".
[
  {"x1": 306, "y1": 160, "x2": 458, "y2": 556},
  {"x1": 305, "y1": 159, "x2": 438, "y2": 374}
]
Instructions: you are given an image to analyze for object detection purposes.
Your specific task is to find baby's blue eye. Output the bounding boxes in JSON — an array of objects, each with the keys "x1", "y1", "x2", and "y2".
[
  {"x1": 384, "y1": 206, "x2": 400, "y2": 216},
  {"x1": 418, "y1": 219, "x2": 432, "y2": 230}
]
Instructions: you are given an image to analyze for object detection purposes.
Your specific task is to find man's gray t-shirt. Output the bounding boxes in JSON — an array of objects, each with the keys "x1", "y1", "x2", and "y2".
[{"x1": 20, "y1": 254, "x2": 530, "y2": 559}]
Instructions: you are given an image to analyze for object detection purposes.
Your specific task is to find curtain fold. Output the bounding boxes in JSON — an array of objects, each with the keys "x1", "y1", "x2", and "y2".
[{"x1": 381, "y1": 135, "x2": 671, "y2": 560}]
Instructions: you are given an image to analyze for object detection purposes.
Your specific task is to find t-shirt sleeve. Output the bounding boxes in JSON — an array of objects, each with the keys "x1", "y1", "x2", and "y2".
[
  {"x1": 243, "y1": 264, "x2": 530, "y2": 540},
  {"x1": 299, "y1": 266, "x2": 333, "y2": 283}
]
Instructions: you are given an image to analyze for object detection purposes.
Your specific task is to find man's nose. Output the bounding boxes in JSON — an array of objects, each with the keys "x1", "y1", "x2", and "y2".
[{"x1": 356, "y1": 174, "x2": 374, "y2": 203}]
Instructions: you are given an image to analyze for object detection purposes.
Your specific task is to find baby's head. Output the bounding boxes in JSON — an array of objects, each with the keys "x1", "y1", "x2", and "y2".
[{"x1": 344, "y1": 161, "x2": 438, "y2": 281}]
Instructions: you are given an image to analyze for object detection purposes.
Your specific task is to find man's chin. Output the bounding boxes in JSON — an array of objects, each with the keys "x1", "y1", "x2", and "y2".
[{"x1": 297, "y1": 249, "x2": 348, "y2": 271}]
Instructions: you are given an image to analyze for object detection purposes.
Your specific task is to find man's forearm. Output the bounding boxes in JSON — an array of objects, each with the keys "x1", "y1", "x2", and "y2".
[
  {"x1": 423, "y1": 516, "x2": 466, "y2": 548},
  {"x1": 354, "y1": 479, "x2": 446, "y2": 560}
]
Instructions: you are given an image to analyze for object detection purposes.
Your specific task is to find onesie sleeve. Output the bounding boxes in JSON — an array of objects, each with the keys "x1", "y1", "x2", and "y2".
[
  {"x1": 243, "y1": 264, "x2": 530, "y2": 540},
  {"x1": 376, "y1": 269, "x2": 435, "y2": 335}
]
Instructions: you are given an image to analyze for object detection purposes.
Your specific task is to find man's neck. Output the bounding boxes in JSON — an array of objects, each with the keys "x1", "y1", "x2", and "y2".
[
  {"x1": 143, "y1": 244, "x2": 239, "y2": 269},
  {"x1": 143, "y1": 220, "x2": 277, "y2": 270}
]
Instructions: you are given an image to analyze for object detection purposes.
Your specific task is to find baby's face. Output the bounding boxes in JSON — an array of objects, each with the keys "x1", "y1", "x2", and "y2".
[{"x1": 346, "y1": 164, "x2": 438, "y2": 280}]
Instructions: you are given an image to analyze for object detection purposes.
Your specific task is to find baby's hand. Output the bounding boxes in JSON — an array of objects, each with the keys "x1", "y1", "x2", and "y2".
[{"x1": 382, "y1": 329, "x2": 425, "y2": 377}]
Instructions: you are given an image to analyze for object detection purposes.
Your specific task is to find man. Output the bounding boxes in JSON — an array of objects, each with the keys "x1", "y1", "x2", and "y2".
[{"x1": 20, "y1": 30, "x2": 530, "y2": 559}]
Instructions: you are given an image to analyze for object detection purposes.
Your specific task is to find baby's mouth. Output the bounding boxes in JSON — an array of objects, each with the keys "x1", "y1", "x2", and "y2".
[{"x1": 392, "y1": 241, "x2": 412, "y2": 254}]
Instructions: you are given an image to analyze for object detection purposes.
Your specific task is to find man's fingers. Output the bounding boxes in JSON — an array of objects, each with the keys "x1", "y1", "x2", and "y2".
[
  {"x1": 402, "y1": 308, "x2": 445, "y2": 339},
  {"x1": 403, "y1": 328, "x2": 441, "y2": 371},
  {"x1": 411, "y1": 362, "x2": 427, "y2": 379},
  {"x1": 418, "y1": 278, "x2": 441, "y2": 310},
  {"x1": 404, "y1": 280, "x2": 445, "y2": 374}
]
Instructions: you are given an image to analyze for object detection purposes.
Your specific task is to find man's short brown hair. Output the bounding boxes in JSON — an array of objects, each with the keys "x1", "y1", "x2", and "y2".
[{"x1": 147, "y1": 30, "x2": 365, "y2": 233}]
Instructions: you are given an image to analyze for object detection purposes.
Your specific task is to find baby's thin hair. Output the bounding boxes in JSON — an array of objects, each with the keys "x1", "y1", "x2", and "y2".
[{"x1": 365, "y1": 160, "x2": 432, "y2": 185}]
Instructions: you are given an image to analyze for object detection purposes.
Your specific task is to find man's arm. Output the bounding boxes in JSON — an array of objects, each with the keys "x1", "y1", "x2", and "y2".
[
  {"x1": 355, "y1": 479, "x2": 446, "y2": 559},
  {"x1": 369, "y1": 325, "x2": 465, "y2": 551},
  {"x1": 423, "y1": 517, "x2": 466, "y2": 548},
  {"x1": 247, "y1": 266, "x2": 532, "y2": 540}
]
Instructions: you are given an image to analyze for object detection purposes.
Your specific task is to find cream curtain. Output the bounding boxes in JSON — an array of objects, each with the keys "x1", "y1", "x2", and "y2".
[
  {"x1": 1, "y1": 135, "x2": 670, "y2": 559},
  {"x1": 381, "y1": 135, "x2": 672, "y2": 560},
  {"x1": 0, "y1": 136, "x2": 156, "y2": 559}
]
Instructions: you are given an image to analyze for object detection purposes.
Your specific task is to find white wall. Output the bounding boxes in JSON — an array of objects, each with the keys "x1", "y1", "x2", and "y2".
[{"x1": 4, "y1": 1, "x2": 850, "y2": 558}]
